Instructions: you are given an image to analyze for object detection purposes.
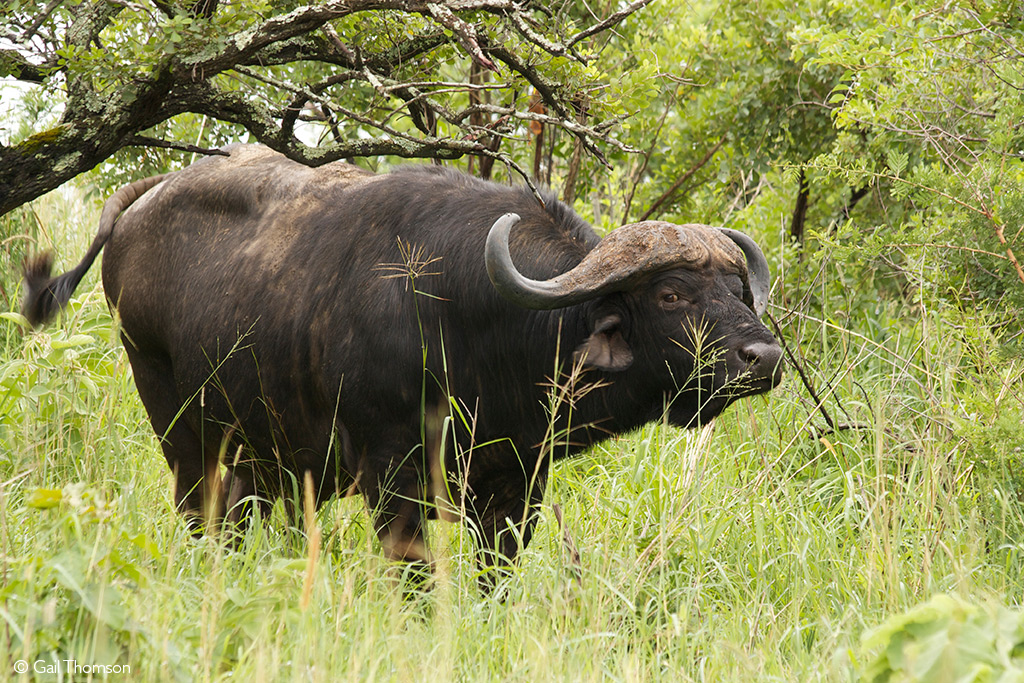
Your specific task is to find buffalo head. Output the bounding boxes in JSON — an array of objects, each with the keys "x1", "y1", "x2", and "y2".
[{"x1": 486, "y1": 213, "x2": 783, "y2": 428}]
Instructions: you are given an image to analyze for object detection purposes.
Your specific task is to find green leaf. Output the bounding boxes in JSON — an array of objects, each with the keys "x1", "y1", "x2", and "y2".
[
  {"x1": 887, "y1": 149, "x2": 908, "y2": 178},
  {"x1": 51, "y1": 333, "x2": 94, "y2": 349},
  {"x1": 26, "y1": 488, "x2": 63, "y2": 509},
  {"x1": 0, "y1": 312, "x2": 31, "y2": 329}
]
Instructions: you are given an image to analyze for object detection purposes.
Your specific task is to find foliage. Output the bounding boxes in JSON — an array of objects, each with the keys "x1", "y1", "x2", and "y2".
[
  {"x1": 791, "y1": 0, "x2": 1024, "y2": 309},
  {"x1": 856, "y1": 594, "x2": 1024, "y2": 682},
  {"x1": 0, "y1": 0, "x2": 651, "y2": 214},
  {"x1": 561, "y1": 0, "x2": 1024, "y2": 331}
]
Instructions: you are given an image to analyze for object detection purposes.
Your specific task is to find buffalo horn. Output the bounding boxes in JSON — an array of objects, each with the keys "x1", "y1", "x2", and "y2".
[
  {"x1": 717, "y1": 228, "x2": 770, "y2": 317},
  {"x1": 485, "y1": 213, "x2": 710, "y2": 310}
]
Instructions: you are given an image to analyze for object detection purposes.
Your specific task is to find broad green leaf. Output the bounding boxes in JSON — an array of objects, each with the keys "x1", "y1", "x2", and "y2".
[
  {"x1": 26, "y1": 488, "x2": 63, "y2": 509},
  {"x1": 0, "y1": 312, "x2": 31, "y2": 329},
  {"x1": 51, "y1": 334, "x2": 94, "y2": 349}
]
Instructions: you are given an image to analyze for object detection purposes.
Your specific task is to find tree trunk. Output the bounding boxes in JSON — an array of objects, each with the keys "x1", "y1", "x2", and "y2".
[
  {"x1": 837, "y1": 183, "x2": 870, "y2": 225},
  {"x1": 1, "y1": 128, "x2": 122, "y2": 215},
  {"x1": 790, "y1": 168, "x2": 810, "y2": 243},
  {"x1": 1, "y1": 73, "x2": 178, "y2": 214}
]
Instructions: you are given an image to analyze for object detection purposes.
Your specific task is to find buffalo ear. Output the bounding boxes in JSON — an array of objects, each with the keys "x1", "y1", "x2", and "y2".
[{"x1": 575, "y1": 314, "x2": 633, "y2": 371}]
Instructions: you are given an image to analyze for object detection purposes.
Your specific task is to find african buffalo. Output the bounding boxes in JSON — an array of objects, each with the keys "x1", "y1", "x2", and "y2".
[{"x1": 23, "y1": 144, "x2": 782, "y2": 577}]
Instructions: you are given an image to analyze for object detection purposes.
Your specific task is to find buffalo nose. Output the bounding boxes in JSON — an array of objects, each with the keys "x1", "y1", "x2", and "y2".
[{"x1": 740, "y1": 341, "x2": 784, "y2": 386}]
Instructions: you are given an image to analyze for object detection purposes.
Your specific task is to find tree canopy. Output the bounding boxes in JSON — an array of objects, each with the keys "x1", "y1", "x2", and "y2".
[{"x1": 0, "y1": 0, "x2": 650, "y2": 214}]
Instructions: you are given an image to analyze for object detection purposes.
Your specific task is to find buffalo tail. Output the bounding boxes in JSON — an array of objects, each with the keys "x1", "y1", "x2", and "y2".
[{"x1": 21, "y1": 173, "x2": 169, "y2": 327}]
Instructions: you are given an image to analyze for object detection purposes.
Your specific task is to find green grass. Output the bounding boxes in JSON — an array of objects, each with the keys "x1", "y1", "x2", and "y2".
[{"x1": 2, "y1": 189, "x2": 1024, "y2": 681}]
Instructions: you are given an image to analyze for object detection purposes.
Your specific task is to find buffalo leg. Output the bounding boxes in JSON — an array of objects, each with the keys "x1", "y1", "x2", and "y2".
[
  {"x1": 222, "y1": 466, "x2": 270, "y2": 528},
  {"x1": 123, "y1": 343, "x2": 224, "y2": 529},
  {"x1": 466, "y1": 467, "x2": 547, "y2": 590},
  {"x1": 363, "y1": 466, "x2": 432, "y2": 578}
]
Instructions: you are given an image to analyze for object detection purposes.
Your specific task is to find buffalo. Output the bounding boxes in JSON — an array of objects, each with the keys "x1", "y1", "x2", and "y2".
[{"x1": 23, "y1": 144, "x2": 782, "y2": 578}]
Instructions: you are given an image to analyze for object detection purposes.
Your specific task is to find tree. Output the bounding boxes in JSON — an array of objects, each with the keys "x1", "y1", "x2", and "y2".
[
  {"x1": 792, "y1": 0, "x2": 1024, "y2": 299},
  {"x1": 541, "y1": 0, "x2": 844, "y2": 232},
  {"x1": 0, "y1": 0, "x2": 650, "y2": 215},
  {"x1": 590, "y1": 0, "x2": 1024, "y2": 308}
]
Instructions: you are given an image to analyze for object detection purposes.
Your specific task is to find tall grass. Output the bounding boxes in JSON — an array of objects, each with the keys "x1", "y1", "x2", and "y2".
[{"x1": 1, "y1": 186, "x2": 1023, "y2": 681}]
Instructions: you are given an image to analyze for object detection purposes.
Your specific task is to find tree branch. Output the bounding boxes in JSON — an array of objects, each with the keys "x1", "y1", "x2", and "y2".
[
  {"x1": 486, "y1": 46, "x2": 610, "y2": 167},
  {"x1": 564, "y1": 0, "x2": 656, "y2": 52},
  {"x1": 64, "y1": 1, "x2": 125, "y2": 101},
  {"x1": 1, "y1": 0, "x2": 649, "y2": 215},
  {"x1": 0, "y1": 49, "x2": 49, "y2": 83},
  {"x1": 460, "y1": 103, "x2": 635, "y2": 153},
  {"x1": 66, "y1": 1, "x2": 123, "y2": 48},
  {"x1": 172, "y1": 0, "x2": 521, "y2": 81},
  {"x1": 125, "y1": 135, "x2": 231, "y2": 157},
  {"x1": 19, "y1": 0, "x2": 65, "y2": 43},
  {"x1": 424, "y1": 1, "x2": 495, "y2": 70},
  {"x1": 638, "y1": 137, "x2": 724, "y2": 221}
]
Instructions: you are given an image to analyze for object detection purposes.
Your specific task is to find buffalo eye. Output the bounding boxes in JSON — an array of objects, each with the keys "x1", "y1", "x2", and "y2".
[{"x1": 658, "y1": 289, "x2": 687, "y2": 308}]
